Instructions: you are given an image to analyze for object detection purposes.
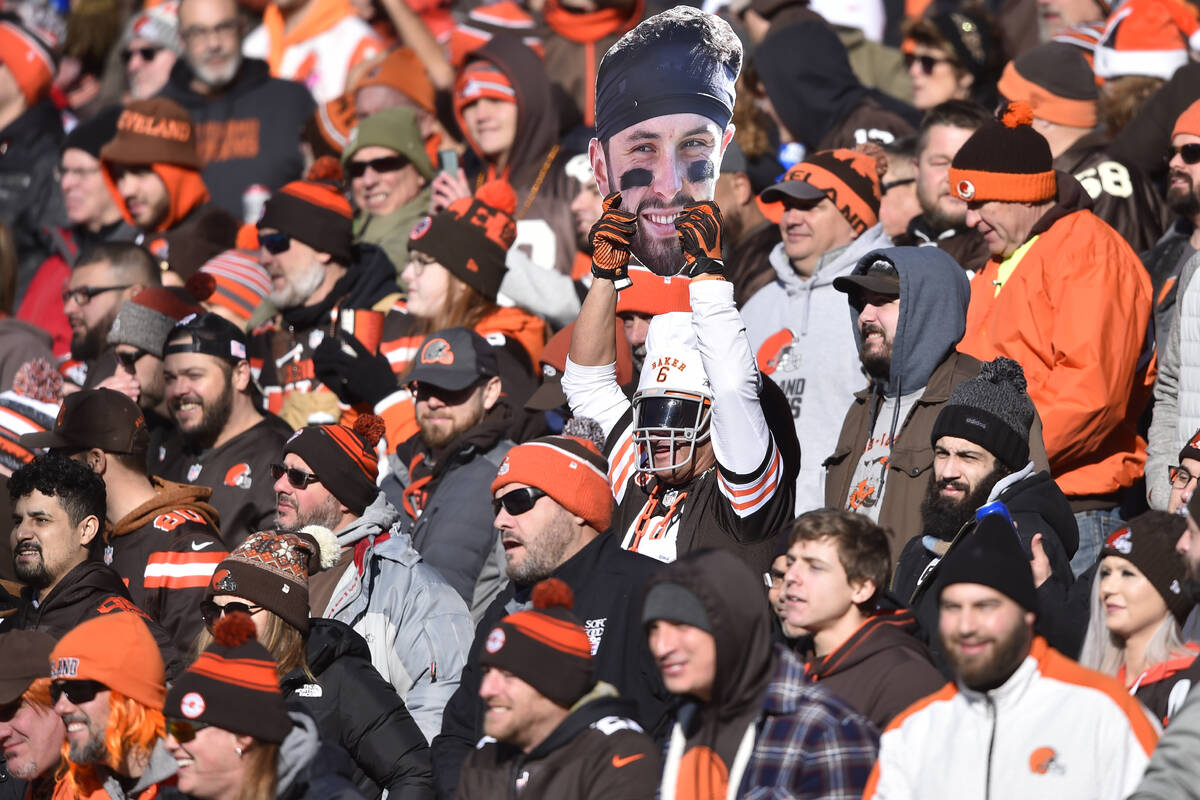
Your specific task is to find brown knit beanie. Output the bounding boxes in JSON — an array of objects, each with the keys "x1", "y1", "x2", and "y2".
[
  {"x1": 100, "y1": 97, "x2": 201, "y2": 170},
  {"x1": 257, "y1": 179, "x2": 354, "y2": 265},
  {"x1": 480, "y1": 578, "x2": 595, "y2": 707},
  {"x1": 1101, "y1": 511, "x2": 1193, "y2": 625},
  {"x1": 282, "y1": 414, "x2": 385, "y2": 517},
  {"x1": 207, "y1": 527, "x2": 338, "y2": 634},
  {"x1": 949, "y1": 101, "x2": 1057, "y2": 204},
  {"x1": 408, "y1": 181, "x2": 517, "y2": 302}
]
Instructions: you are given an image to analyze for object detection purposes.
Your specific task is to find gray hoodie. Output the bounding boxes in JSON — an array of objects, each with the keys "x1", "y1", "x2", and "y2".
[{"x1": 742, "y1": 224, "x2": 892, "y2": 513}]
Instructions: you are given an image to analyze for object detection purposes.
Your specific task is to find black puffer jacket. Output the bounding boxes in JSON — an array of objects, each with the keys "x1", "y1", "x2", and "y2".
[{"x1": 281, "y1": 618, "x2": 434, "y2": 800}]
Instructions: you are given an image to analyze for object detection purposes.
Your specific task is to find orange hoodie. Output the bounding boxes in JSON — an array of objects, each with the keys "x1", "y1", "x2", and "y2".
[{"x1": 102, "y1": 162, "x2": 210, "y2": 233}]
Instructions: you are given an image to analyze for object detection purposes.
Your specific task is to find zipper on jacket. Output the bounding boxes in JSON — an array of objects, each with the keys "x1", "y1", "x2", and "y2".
[{"x1": 984, "y1": 696, "x2": 997, "y2": 800}]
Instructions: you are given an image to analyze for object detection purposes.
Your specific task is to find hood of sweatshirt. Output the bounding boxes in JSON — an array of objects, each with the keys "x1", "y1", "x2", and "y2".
[
  {"x1": 807, "y1": 609, "x2": 928, "y2": 679},
  {"x1": 111, "y1": 478, "x2": 219, "y2": 537}
]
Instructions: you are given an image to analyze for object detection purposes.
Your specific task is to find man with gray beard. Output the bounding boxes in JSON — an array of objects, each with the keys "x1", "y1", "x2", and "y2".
[
  {"x1": 155, "y1": 313, "x2": 289, "y2": 548},
  {"x1": 430, "y1": 420, "x2": 669, "y2": 800},
  {"x1": 160, "y1": 0, "x2": 314, "y2": 218}
]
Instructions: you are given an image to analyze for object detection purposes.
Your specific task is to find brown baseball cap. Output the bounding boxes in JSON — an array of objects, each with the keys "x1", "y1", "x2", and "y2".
[
  {"x1": 0, "y1": 630, "x2": 55, "y2": 704},
  {"x1": 21, "y1": 388, "x2": 150, "y2": 454}
]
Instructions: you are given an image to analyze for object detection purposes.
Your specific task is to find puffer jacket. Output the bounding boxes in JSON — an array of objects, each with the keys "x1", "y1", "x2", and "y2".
[
  {"x1": 865, "y1": 637, "x2": 1159, "y2": 800},
  {"x1": 1147, "y1": 248, "x2": 1200, "y2": 509},
  {"x1": 280, "y1": 618, "x2": 434, "y2": 800},
  {"x1": 274, "y1": 712, "x2": 366, "y2": 800},
  {"x1": 456, "y1": 685, "x2": 660, "y2": 800},
  {"x1": 320, "y1": 493, "x2": 474, "y2": 744},
  {"x1": 742, "y1": 224, "x2": 892, "y2": 514},
  {"x1": 957, "y1": 175, "x2": 1155, "y2": 500}
]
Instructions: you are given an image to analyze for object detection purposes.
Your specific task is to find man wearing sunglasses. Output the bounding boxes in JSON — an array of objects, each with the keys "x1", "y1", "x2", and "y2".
[
  {"x1": 432, "y1": 425, "x2": 669, "y2": 799},
  {"x1": 160, "y1": 0, "x2": 315, "y2": 218},
  {"x1": 249, "y1": 177, "x2": 406, "y2": 431},
  {"x1": 1147, "y1": 100, "x2": 1200, "y2": 514},
  {"x1": 120, "y1": 5, "x2": 180, "y2": 101},
  {"x1": 341, "y1": 106, "x2": 434, "y2": 277},
  {"x1": 48, "y1": 612, "x2": 178, "y2": 800},
  {"x1": 21, "y1": 389, "x2": 226, "y2": 654}
]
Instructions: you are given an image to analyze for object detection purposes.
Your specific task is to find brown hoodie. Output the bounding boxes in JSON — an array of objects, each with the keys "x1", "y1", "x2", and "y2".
[{"x1": 105, "y1": 478, "x2": 226, "y2": 654}]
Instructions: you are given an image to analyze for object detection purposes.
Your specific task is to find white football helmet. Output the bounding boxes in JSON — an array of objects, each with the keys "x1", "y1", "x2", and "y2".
[{"x1": 632, "y1": 313, "x2": 713, "y2": 474}]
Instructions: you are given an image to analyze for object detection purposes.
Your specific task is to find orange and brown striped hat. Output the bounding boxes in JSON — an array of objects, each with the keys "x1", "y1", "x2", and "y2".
[
  {"x1": 480, "y1": 578, "x2": 595, "y2": 707},
  {"x1": 257, "y1": 179, "x2": 354, "y2": 265},
  {"x1": 283, "y1": 414, "x2": 385, "y2": 516},
  {"x1": 164, "y1": 612, "x2": 290, "y2": 742}
]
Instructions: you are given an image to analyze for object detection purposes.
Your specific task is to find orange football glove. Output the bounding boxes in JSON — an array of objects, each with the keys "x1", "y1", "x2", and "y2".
[
  {"x1": 589, "y1": 192, "x2": 638, "y2": 283},
  {"x1": 675, "y1": 201, "x2": 725, "y2": 277}
]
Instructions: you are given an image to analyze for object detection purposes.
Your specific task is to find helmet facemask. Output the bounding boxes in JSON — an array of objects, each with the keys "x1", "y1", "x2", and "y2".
[{"x1": 632, "y1": 388, "x2": 713, "y2": 475}]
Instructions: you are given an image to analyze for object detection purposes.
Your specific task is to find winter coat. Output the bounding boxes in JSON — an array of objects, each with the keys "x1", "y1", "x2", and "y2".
[
  {"x1": 274, "y1": 712, "x2": 366, "y2": 800},
  {"x1": 1124, "y1": 645, "x2": 1200, "y2": 728},
  {"x1": 0, "y1": 560, "x2": 182, "y2": 679},
  {"x1": 742, "y1": 225, "x2": 892, "y2": 514},
  {"x1": 1128, "y1": 673, "x2": 1200, "y2": 798},
  {"x1": 51, "y1": 738, "x2": 177, "y2": 800},
  {"x1": 1143, "y1": 217, "x2": 1195, "y2": 348},
  {"x1": 456, "y1": 686, "x2": 660, "y2": 800},
  {"x1": 319, "y1": 493, "x2": 473, "y2": 744},
  {"x1": 1053, "y1": 131, "x2": 1166, "y2": 256},
  {"x1": 0, "y1": 100, "x2": 65, "y2": 305},
  {"x1": 1148, "y1": 248, "x2": 1200, "y2": 509},
  {"x1": 160, "y1": 58, "x2": 314, "y2": 217},
  {"x1": 805, "y1": 610, "x2": 946, "y2": 730},
  {"x1": 431, "y1": 532, "x2": 668, "y2": 800},
  {"x1": 384, "y1": 417, "x2": 513, "y2": 622},
  {"x1": 355, "y1": 185, "x2": 432, "y2": 279},
  {"x1": 866, "y1": 637, "x2": 1159, "y2": 800},
  {"x1": 958, "y1": 175, "x2": 1155, "y2": 499},
  {"x1": 894, "y1": 465, "x2": 1080, "y2": 661},
  {"x1": 281, "y1": 618, "x2": 434, "y2": 800}
]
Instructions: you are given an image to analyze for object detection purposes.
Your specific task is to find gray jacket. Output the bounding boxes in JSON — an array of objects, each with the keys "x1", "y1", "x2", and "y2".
[
  {"x1": 321, "y1": 493, "x2": 474, "y2": 743},
  {"x1": 1147, "y1": 248, "x2": 1200, "y2": 508},
  {"x1": 741, "y1": 224, "x2": 892, "y2": 513},
  {"x1": 98, "y1": 739, "x2": 177, "y2": 800},
  {"x1": 1128, "y1": 684, "x2": 1200, "y2": 799}
]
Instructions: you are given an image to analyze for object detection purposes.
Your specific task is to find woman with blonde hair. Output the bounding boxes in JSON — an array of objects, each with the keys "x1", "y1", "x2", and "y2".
[
  {"x1": 198, "y1": 527, "x2": 434, "y2": 799},
  {"x1": 1079, "y1": 510, "x2": 1200, "y2": 725},
  {"x1": 164, "y1": 610, "x2": 364, "y2": 800}
]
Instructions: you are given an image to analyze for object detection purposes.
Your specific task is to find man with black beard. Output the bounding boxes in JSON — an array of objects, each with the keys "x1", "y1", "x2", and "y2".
[
  {"x1": 892, "y1": 357, "x2": 1079, "y2": 660},
  {"x1": 156, "y1": 313, "x2": 288, "y2": 548},
  {"x1": 868, "y1": 513, "x2": 1158, "y2": 799},
  {"x1": 62, "y1": 243, "x2": 160, "y2": 383},
  {"x1": 1145, "y1": 99, "x2": 1200, "y2": 510}
]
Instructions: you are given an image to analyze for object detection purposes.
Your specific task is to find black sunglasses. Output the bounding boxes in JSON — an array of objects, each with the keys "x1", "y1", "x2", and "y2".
[
  {"x1": 904, "y1": 52, "x2": 955, "y2": 75},
  {"x1": 50, "y1": 679, "x2": 106, "y2": 706},
  {"x1": 1170, "y1": 144, "x2": 1200, "y2": 165},
  {"x1": 116, "y1": 348, "x2": 152, "y2": 372},
  {"x1": 200, "y1": 600, "x2": 264, "y2": 630},
  {"x1": 121, "y1": 46, "x2": 162, "y2": 64},
  {"x1": 166, "y1": 718, "x2": 211, "y2": 743},
  {"x1": 346, "y1": 155, "x2": 410, "y2": 180},
  {"x1": 492, "y1": 487, "x2": 548, "y2": 517},
  {"x1": 270, "y1": 462, "x2": 321, "y2": 489},
  {"x1": 259, "y1": 232, "x2": 292, "y2": 255}
]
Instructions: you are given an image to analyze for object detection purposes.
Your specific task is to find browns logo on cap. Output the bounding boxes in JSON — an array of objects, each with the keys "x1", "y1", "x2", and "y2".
[{"x1": 421, "y1": 338, "x2": 455, "y2": 365}]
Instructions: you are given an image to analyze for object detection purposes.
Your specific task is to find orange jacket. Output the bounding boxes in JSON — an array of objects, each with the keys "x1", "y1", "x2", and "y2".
[{"x1": 958, "y1": 186, "x2": 1155, "y2": 498}]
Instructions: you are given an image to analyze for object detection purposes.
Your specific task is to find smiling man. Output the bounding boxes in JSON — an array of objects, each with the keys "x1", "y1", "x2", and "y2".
[
  {"x1": 866, "y1": 513, "x2": 1158, "y2": 800},
  {"x1": 458, "y1": 578, "x2": 659, "y2": 800},
  {"x1": 0, "y1": 630, "x2": 61, "y2": 799},
  {"x1": 951, "y1": 101, "x2": 1154, "y2": 577}
]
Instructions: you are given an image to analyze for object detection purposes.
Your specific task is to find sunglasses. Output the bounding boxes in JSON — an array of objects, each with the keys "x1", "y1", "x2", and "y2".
[
  {"x1": 270, "y1": 462, "x2": 321, "y2": 489},
  {"x1": 259, "y1": 232, "x2": 292, "y2": 255},
  {"x1": 346, "y1": 155, "x2": 410, "y2": 180},
  {"x1": 116, "y1": 348, "x2": 152, "y2": 372},
  {"x1": 1170, "y1": 144, "x2": 1200, "y2": 165},
  {"x1": 50, "y1": 679, "x2": 106, "y2": 706},
  {"x1": 121, "y1": 46, "x2": 162, "y2": 63},
  {"x1": 492, "y1": 487, "x2": 548, "y2": 517},
  {"x1": 904, "y1": 52, "x2": 956, "y2": 75},
  {"x1": 200, "y1": 600, "x2": 264, "y2": 630},
  {"x1": 166, "y1": 718, "x2": 211, "y2": 743}
]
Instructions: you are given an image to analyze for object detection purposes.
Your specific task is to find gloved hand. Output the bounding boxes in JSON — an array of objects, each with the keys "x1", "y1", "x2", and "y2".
[
  {"x1": 589, "y1": 192, "x2": 638, "y2": 283},
  {"x1": 313, "y1": 332, "x2": 399, "y2": 407},
  {"x1": 676, "y1": 201, "x2": 725, "y2": 278}
]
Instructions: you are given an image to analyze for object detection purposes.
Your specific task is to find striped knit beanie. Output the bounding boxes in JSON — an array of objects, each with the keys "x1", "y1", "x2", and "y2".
[
  {"x1": 0, "y1": 20, "x2": 55, "y2": 106},
  {"x1": 164, "y1": 612, "x2": 290, "y2": 742},
  {"x1": 189, "y1": 250, "x2": 272, "y2": 325},
  {"x1": 481, "y1": 578, "x2": 595, "y2": 707},
  {"x1": 0, "y1": 360, "x2": 62, "y2": 472},
  {"x1": 282, "y1": 414, "x2": 384, "y2": 516},
  {"x1": 491, "y1": 429, "x2": 613, "y2": 532},
  {"x1": 949, "y1": 101, "x2": 1056, "y2": 204},
  {"x1": 453, "y1": 59, "x2": 515, "y2": 122},
  {"x1": 257, "y1": 179, "x2": 354, "y2": 265}
]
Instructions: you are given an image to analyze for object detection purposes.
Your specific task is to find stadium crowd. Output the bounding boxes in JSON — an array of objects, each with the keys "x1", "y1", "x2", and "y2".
[{"x1": 8, "y1": 0, "x2": 1200, "y2": 796}]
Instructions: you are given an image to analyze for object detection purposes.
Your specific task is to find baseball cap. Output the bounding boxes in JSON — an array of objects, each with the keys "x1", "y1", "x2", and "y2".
[
  {"x1": 406, "y1": 328, "x2": 499, "y2": 391},
  {"x1": 832, "y1": 253, "x2": 902, "y2": 297},
  {"x1": 0, "y1": 630, "x2": 55, "y2": 704},
  {"x1": 164, "y1": 313, "x2": 248, "y2": 363},
  {"x1": 21, "y1": 388, "x2": 149, "y2": 454}
]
